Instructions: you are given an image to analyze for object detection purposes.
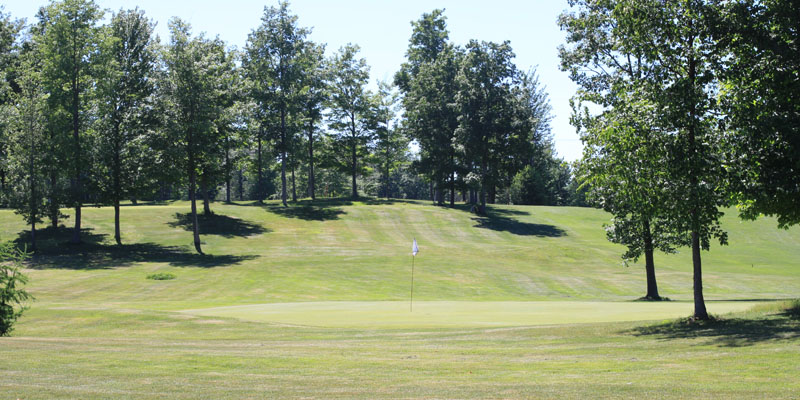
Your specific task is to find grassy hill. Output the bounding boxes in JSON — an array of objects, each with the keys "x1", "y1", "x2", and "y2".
[
  {"x1": 1, "y1": 199, "x2": 798, "y2": 398},
  {"x1": 0, "y1": 199, "x2": 797, "y2": 306}
]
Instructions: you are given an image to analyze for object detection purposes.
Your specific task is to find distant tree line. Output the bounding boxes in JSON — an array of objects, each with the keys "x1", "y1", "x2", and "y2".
[
  {"x1": 0, "y1": 1, "x2": 579, "y2": 254},
  {"x1": 561, "y1": 0, "x2": 800, "y2": 319}
]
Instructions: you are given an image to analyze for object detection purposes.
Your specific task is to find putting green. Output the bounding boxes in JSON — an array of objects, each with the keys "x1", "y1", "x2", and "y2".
[{"x1": 181, "y1": 300, "x2": 767, "y2": 329}]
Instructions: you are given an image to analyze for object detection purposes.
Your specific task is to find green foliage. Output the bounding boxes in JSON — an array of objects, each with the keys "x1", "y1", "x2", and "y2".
[
  {"x1": 722, "y1": 0, "x2": 800, "y2": 229},
  {"x1": 146, "y1": 272, "x2": 176, "y2": 281},
  {"x1": 0, "y1": 241, "x2": 32, "y2": 336},
  {"x1": 326, "y1": 44, "x2": 372, "y2": 198}
]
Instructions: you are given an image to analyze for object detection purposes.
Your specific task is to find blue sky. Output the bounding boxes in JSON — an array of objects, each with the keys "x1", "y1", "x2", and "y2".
[{"x1": 3, "y1": 0, "x2": 582, "y2": 161}]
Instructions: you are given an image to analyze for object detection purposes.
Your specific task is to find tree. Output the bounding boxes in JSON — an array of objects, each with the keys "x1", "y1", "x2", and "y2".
[
  {"x1": 326, "y1": 44, "x2": 372, "y2": 199},
  {"x1": 244, "y1": 1, "x2": 310, "y2": 206},
  {"x1": 0, "y1": 8, "x2": 24, "y2": 205},
  {"x1": 396, "y1": 10, "x2": 460, "y2": 206},
  {"x1": 37, "y1": 0, "x2": 103, "y2": 244},
  {"x1": 298, "y1": 42, "x2": 326, "y2": 201},
  {"x1": 722, "y1": 0, "x2": 800, "y2": 229},
  {"x1": 561, "y1": 0, "x2": 728, "y2": 317},
  {"x1": 372, "y1": 81, "x2": 407, "y2": 199},
  {"x1": 577, "y1": 97, "x2": 688, "y2": 300},
  {"x1": 559, "y1": 0, "x2": 688, "y2": 300},
  {"x1": 163, "y1": 18, "x2": 229, "y2": 254},
  {"x1": 6, "y1": 52, "x2": 48, "y2": 251},
  {"x1": 95, "y1": 7, "x2": 158, "y2": 245},
  {"x1": 455, "y1": 40, "x2": 518, "y2": 213},
  {"x1": 0, "y1": 241, "x2": 32, "y2": 336}
]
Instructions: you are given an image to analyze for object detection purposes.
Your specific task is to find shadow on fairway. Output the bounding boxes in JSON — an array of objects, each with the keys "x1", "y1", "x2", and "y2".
[
  {"x1": 471, "y1": 207, "x2": 565, "y2": 237},
  {"x1": 627, "y1": 304, "x2": 800, "y2": 347},
  {"x1": 15, "y1": 226, "x2": 256, "y2": 270},
  {"x1": 168, "y1": 212, "x2": 270, "y2": 237},
  {"x1": 265, "y1": 200, "x2": 347, "y2": 221}
]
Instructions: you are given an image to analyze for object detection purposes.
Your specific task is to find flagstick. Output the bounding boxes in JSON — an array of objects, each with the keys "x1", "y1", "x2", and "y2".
[{"x1": 410, "y1": 254, "x2": 415, "y2": 312}]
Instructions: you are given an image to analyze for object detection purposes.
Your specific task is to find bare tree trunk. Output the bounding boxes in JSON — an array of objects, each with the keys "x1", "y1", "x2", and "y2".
[{"x1": 642, "y1": 218, "x2": 660, "y2": 300}]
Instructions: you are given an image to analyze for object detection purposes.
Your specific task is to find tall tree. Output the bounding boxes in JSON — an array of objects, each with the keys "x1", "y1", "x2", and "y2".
[
  {"x1": 559, "y1": 0, "x2": 686, "y2": 300},
  {"x1": 6, "y1": 51, "x2": 48, "y2": 251},
  {"x1": 163, "y1": 18, "x2": 229, "y2": 254},
  {"x1": 562, "y1": 0, "x2": 729, "y2": 318},
  {"x1": 244, "y1": 1, "x2": 310, "y2": 206},
  {"x1": 95, "y1": 7, "x2": 158, "y2": 245},
  {"x1": 0, "y1": 8, "x2": 24, "y2": 205},
  {"x1": 298, "y1": 42, "x2": 326, "y2": 201},
  {"x1": 38, "y1": 0, "x2": 103, "y2": 244},
  {"x1": 723, "y1": 0, "x2": 800, "y2": 229},
  {"x1": 326, "y1": 44, "x2": 372, "y2": 199},
  {"x1": 396, "y1": 10, "x2": 460, "y2": 206},
  {"x1": 455, "y1": 40, "x2": 518, "y2": 213},
  {"x1": 371, "y1": 81, "x2": 407, "y2": 200}
]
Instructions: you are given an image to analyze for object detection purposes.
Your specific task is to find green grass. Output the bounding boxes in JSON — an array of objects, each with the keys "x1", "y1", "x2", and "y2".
[
  {"x1": 182, "y1": 300, "x2": 767, "y2": 329},
  {"x1": 0, "y1": 199, "x2": 798, "y2": 398}
]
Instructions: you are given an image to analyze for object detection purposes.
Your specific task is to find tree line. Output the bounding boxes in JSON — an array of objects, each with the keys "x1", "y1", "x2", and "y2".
[
  {"x1": 561, "y1": 0, "x2": 799, "y2": 319},
  {"x1": 0, "y1": 1, "x2": 579, "y2": 254}
]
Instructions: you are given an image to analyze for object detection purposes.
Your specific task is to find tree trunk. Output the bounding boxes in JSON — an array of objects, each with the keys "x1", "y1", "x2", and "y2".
[
  {"x1": 449, "y1": 153, "x2": 455, "y2": 207},
  {"x1": 113, "y1": 124, "x2": 122, "y2": 246},
  {"x1": 687, "y1": 27, "x2": 708, "y2": 320},
  {"x1": 30, "y1": 220, "x2": 36, "y2": 252},
  {"x1": 257, "y1": 131, "x2": 264, "y2": 204},
  {"x1": 201, "y1": 171, "x2": 211, "y2": 216},
  {"x1": 188, "y1": 129, "x2": 203, "y2": 255},
  {"x1": 642, "y1": 218, "x2": 660, "y2": 300},
  {"x1": 280, "y1": 108, "x2": 288, "y2": 207},
  {"x1": 49, "y1": 171, "x2": 58, "y2": 229},
  {"x1": 238, "y1": 167, "x2": 244, "y2": 201},
  {"x1": 29, "y1": 138, "x2": 37, "y2": 251},
  {"x1": 308, "y1": 117, "x2": 315, "y2": 201},
  {"x1": 349, "y1": 113, "x2": 359, "y2": 199},
  {"x1": 225, "y1": 141, "x2": 231, "y2": 203},
  {"x1": 291, "y1": 153, "x2": 297, "y2": 202},
  {"x1": 70, "y1": 74, "x2": 82, "y2": 245}
]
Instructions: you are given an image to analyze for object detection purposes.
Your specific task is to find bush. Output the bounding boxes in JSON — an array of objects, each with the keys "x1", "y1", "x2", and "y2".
[
  {"x1": 0, "y1": 242, "x2": 33, "y2": 336},
  {"x1": 146, "y1": 272, "x2": 176, "y2": 281}
]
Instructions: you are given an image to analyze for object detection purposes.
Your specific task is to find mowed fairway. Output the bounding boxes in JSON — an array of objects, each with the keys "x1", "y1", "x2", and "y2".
[
  {"x1": 1, "y1": 199, "x2": 799, "y2": 398},
  {"x1": 183, "y1": 301, "x2": 766, "y2": 328}
]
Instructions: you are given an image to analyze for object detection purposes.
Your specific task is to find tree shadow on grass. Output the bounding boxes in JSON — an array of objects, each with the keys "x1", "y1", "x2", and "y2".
[
  {"x1": 626, "y1": 304, "x2": 800, "y2": 347},
  {"x1": 471, "y1": 207, "x2": 565, "y2": 237},
  {"x1": 265, "y1": 200, "x2": 346, "y2": 221},
  {"x1": 168, "y1": 212, "x2": 270, "y2": 238},
  {"x1": 15, "y1": 226, "x2": 256, "y2": 270}
]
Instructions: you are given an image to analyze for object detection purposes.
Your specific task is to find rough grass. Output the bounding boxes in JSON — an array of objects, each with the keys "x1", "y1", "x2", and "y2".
[{"x1": 0, "y1": 199, "x2": 798, "y2": 398}]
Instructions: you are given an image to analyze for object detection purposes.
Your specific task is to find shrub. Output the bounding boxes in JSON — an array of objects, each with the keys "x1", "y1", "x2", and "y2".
[
  {"x1": 0, "y1": 242, "x2": 33, "y2": 336},
  {"x1": 146, "y1": 272, "x2": 176, "y2": 281}
]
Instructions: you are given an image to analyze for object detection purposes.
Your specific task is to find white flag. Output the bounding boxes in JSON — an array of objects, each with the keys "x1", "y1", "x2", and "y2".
[{"x1": 412, "y1": 238, "x2": 419, "y2": 256}]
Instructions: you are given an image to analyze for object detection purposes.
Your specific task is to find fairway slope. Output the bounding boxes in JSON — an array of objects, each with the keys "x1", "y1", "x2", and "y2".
[{"x1": 182, "y1": 300, "x2": 767, "y2": 328}]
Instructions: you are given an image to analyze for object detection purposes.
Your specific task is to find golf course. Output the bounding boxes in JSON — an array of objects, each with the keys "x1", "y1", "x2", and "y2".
[{"x1": 1, "y1": 199, "x2": 798, "y2": 398}]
